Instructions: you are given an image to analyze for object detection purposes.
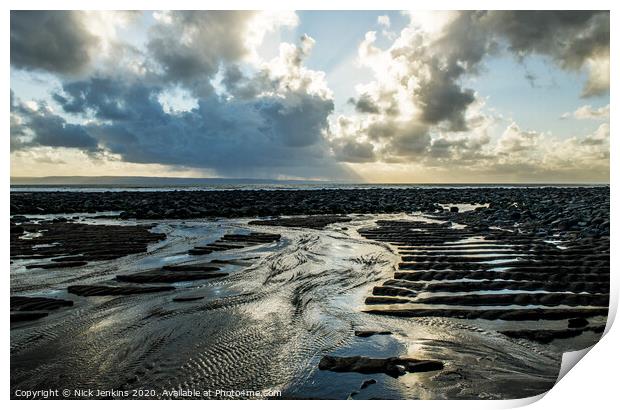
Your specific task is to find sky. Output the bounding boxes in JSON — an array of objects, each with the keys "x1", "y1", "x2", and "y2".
[{"x1": 10, "y1": 10, "x2": 610, "y2": 183}]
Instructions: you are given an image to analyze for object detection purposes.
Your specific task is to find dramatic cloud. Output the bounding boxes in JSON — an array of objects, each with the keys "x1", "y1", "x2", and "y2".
[
  {"x1": 147, "y1": 11, "x2": 255, "y2": 97},
  {"x1": 329, "y1": 10, "x2": 609, "y2": 179},
  {"x1": 10, "y1": 11, "x2": 610, "y2": 182},
  {"x1": 146, "y1": 11, "x2": 299, "y2": 97},
  {"x1": 481, "y1": 11, "x2": 610, "y2": 97},
  {"x1": 12, "y1": 30, "x2": 348, "y2": 179},
  {"x1": 10, "y1": 11, "x2": 99, "y2": 74}
]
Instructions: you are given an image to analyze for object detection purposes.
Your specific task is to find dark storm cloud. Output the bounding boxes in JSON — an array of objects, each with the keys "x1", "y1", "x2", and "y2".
[
  {"x1": 259, "y1": 94, "x2": 334, "y2": 147},
  {"x1": 22, "y1": 76, "x2": 348, "y2": 179},
  {"x1": 10, "y1": 11, "x2": 99, "y2": 75},
  {"x1": 11, "y1": 92, "x2": 99, "y2": 151},
  {"x1": 53, "y1": 77, "x2": 164, "y2": 121}
]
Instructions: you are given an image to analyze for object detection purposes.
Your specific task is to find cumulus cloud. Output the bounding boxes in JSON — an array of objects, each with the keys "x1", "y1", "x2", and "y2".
[
  {"x1": 581, "y1": 123, "x2": 610, "y2": 146},
  {"x1": 486, "y1": 122, "x2": 609, "y2": 181},
  {"x1": 561, "y1": 104, "x2": 609, "y2": 120},
  {"x1": 329, "y1": 12, "x2": 492, "y2": 165},
  {"x1": 496, "y1": 123, "x2": 540, "y2": 153}
]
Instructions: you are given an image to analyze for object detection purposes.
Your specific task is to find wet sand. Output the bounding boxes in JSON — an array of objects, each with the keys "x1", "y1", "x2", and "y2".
[{"x1": 10, "y1": 188, "x2": 609, "y2": 399}]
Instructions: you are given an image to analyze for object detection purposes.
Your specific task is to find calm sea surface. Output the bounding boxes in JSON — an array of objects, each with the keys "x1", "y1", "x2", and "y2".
[{"x1": 10, "y1": 183, "x2": 605, "y2": 193}]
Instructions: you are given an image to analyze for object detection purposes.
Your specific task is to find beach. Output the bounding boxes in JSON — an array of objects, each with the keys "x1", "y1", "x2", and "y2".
[{"x1": 10, "y1": 186, "x2": 610, "y2": 399}]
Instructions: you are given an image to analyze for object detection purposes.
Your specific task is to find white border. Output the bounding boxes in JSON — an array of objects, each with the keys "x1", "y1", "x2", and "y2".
[{"x1": 3, "y1": 1, "x2": 617, "y2": 408}]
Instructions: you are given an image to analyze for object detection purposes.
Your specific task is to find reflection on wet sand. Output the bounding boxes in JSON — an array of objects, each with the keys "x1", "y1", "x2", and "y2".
[{"x1": 10, "y1": 211, "x2": 607, "y2": 399}]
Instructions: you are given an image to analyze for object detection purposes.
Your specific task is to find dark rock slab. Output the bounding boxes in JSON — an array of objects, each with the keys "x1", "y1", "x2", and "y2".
[
  {"x1": 568, "y1": 317, "x2": 590, "y2": 328},
  {"x1": 67, "y1": 284, "x2": 174, "y2": 296},
  {"x1": 372, "y1": 286, "x2": 416, "y2": 298},
  {"x1": 382, "y1": 279, "x2": 608, "y2": 294},
  {"x1": 163, "y1": 264, "x2": 220, "y2": 272},
  {"x1": 354, "y1": 330, "x2": 392, "y2": 337},
  {"x1": 116, "y1": 271, "x2": 227, "y2": 284},
  {"x1": 11, "y1": 296, "x2": 73, "y2": 311},
  {"x1": 501, "y1": 326, "x2": 605, "y2": 344},
  {"x1": 25, "y1": 261, "x2": 88, "y2": 269},
  {"x1": 318, "y1": 355, "x2": 443, "y2": 378},
  {"x1": 10, "y1": 295, "x2": 74, "y2": 323},
  {"x1": 188, "y1": 248, "x2": 212, "y2": 255},
  {"x1": 365, "y1": 296, "x2": 412, "y2": 305},
  {"x1": 11, "y1": 312, "x2": 48, "y2": 323},
  {"x1": 364, "y1": 308, "x2": 608, "y2": 321},
  {"x1": 411, "y1": 293, "x2": 609, "y2": 308},
  {"x1": 187, "y1": 232, "x2": 280, "y2": 255},
  {"x1": 172, "y1": 296, "x2": 205, "y2": 302}
]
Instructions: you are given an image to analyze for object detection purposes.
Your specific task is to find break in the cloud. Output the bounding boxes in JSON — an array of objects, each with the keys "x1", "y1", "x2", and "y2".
[{"x1": 10, "y1": 10, "x2": 610, "y2": 182}]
